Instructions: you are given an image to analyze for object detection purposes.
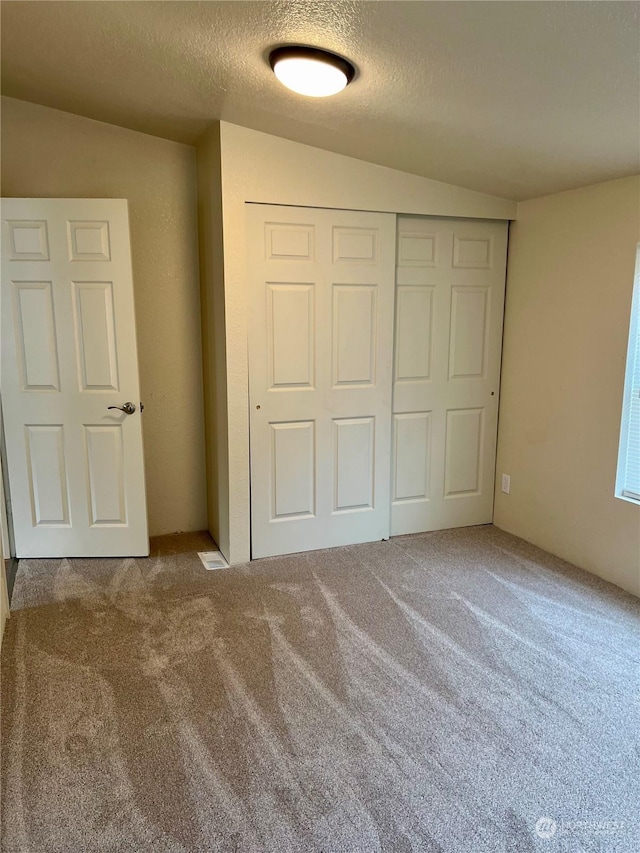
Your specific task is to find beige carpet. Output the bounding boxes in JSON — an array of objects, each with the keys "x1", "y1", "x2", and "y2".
[{"x1": 1, "y1": 526, "x2": 639, "y2": 852}]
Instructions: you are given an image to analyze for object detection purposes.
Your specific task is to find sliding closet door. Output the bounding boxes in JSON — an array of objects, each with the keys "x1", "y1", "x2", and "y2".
[
  {"x1": 391, "y1": 217, "x2": 508, "y2": 536},
  {"x1": 248, "y1": 204, "x2": 396, "y2": 559}
]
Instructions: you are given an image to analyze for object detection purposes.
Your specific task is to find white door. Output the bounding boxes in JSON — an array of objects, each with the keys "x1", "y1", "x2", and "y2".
[
  {"x1": 248, "y1": 204, "x2": 396, "y2": 559},
  {"x1": 391, "y1": 216, "x2": 508, "y2": 535},
  {"x1": 1, "y1": 198, "x2": 148, "y2": 557}
]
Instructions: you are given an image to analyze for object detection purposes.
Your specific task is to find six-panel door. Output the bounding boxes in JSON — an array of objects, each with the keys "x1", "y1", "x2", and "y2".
[
  {"x1": 391, "y1": 216, "x2": 508, "y2": 535},
  {"x1": 1, "y1": 199, "x2": 148, "y2": 557},
  {"x1": 248, "y1": 205, "x2": 396, "y2": 558}
]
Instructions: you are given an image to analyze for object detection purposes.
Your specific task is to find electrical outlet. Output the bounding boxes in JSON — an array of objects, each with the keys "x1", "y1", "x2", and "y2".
[{"x1": 501, "y1": 474, "x2": 511, "y2": 494}]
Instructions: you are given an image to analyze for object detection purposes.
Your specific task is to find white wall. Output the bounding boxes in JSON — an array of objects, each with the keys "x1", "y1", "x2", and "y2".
[
  {"x1": 1, "y1": 97, "x2": 207, "y2": 537},
  {"x1": 197, "y1": 125, "x2": 230, "y2": 556},
  {"x1": 495, "y1": 175, "x2": 640, "y2": 596},
  {"x1": 214, "y1": 122, "x2": 516, "y2": 563}
]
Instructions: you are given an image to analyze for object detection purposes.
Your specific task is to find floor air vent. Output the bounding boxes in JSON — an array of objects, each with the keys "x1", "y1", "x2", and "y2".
[{"x1": 198, "y1": 551, "x2": 230, "y2": 571}]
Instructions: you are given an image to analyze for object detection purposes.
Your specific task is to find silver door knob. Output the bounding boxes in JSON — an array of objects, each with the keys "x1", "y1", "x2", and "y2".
[{"x1": 108, "y1": 402, "x2": 136, "y2": 415}]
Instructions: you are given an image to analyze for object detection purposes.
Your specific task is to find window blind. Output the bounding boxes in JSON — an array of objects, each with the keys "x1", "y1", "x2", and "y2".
[{"x1": 616, "y1": 245, "x2": 640, "y2": 502}]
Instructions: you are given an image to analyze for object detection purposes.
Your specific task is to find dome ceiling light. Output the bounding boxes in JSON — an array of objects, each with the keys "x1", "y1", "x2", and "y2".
[{"x1": 269, "y1": 46, "x2": 356, "y2": 98}]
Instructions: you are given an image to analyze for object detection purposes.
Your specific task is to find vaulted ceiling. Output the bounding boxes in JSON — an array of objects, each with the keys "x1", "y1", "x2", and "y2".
[{"x1": 2, "y1": 1, "x2": 638, "y2": 200}]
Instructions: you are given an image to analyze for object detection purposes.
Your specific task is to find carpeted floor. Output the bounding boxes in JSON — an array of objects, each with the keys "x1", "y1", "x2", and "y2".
[{"x1": 1, "y1": 526, "x2": 639, "y2": 853}]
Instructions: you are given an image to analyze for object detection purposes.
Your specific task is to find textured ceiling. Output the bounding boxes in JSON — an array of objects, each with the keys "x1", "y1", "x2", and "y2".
[{"x1": 2, "y1": 1, "x2": 639, "y2": 200}]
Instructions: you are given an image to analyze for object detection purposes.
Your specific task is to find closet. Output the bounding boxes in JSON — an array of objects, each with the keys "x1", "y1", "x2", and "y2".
[{"x1": 247, "y1": 203, "x2": 507, "y2": 559}]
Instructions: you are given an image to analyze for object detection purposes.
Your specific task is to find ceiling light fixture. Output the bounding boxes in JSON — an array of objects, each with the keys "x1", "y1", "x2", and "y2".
[{"x1": 269, "y1": 46, "x2": 356, "y2": 98}]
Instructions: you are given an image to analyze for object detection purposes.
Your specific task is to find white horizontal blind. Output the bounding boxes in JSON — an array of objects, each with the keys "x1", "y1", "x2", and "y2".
[{"x1": 616, "y1": 244, "x2": 640, "y2": 502}]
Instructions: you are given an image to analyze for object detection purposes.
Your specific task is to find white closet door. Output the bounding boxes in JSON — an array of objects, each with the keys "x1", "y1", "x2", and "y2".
[
  {"x1": 1, "y1": 198, "x2": 148, "y2": 557},
  {"x1": 248, "y1": 204, "x2": 396, "y2": 559},
  {"x1": 391, "y1": 216, "x2": 508, "y2": 535}
]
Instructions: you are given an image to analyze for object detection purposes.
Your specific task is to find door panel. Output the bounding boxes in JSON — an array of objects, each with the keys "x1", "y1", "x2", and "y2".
[
  {"x1": 84, "y1": 425, "x2": 127, "y2": 525},
  {"x1": 25, "y1": 425, "x2": 70, "y2": 526},
  {"x1": 7, "y1": 220, "x2": 50, "y2": 260},
  {"x1": 267, "y1": 284, "x2": 315, "y2": 389},
  {"x1": 67, "y1": 220, "x2": 111, "y2": 261},
  {"x1": 332, "y1": 416, "x2": 375, "y2": 511},
  {"x1": 393, "y1": 412, "x2": 431, "y2": 503},
  {"x1": 270, "y1": 421, "x2": 316, "y2": 520},
  {"x1": 449, "y1": 286, "x2": 489, "y2": 378},
  {"x1": 12, "y1": 281, "x2": 61, "y2": 390},
  {"x1": 444, "y1": 408, "x2": 484, "y2": 496},
  {"x1": 391, "y1": 216, "x2": 508, "y2": 536},
  {"x1": 249, "y1": 205, "x2": 395, "y2": 559},
  {"x1": 1, "y1": 198, "x2": 148, "y2": 557},
  {"x1": 332, "y1": 284, "x2": 377, "y2": 386},
  {"x1": 73, "y1": 281, "x2": 119, "y2": 390}
]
